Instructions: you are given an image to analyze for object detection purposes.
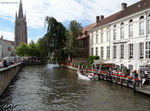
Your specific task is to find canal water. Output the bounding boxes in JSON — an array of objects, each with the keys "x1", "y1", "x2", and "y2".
[{"x1": 0, "y1": 64, "x2": 150, "y2": 111}]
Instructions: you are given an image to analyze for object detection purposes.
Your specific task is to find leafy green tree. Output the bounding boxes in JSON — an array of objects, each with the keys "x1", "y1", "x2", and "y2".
[
  {"x1": 44, "y1": 16, "x2": 67, "y2": 63},
  {"x1": 28, "y1": 40, "x2": 40, "y2": 57},
  {"x1": 63, "y1": 20, "x2": 82, "y2": 61},
  {"x1": 16, "y1": 42, "x2": 29, "y2": 56},
  {"x1": 37, "y1": 37, "x2": 47, "y2": 58}
]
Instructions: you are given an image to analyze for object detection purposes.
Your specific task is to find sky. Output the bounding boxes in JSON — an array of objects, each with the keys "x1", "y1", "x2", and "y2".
[{"x1": 0, "y1": 0, "x2": 138, "y2": 43}]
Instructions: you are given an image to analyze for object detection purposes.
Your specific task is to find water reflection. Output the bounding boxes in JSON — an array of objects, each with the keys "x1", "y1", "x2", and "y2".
[{"x1": 0, "y1": 64, "x2": 150, "y2": 111}]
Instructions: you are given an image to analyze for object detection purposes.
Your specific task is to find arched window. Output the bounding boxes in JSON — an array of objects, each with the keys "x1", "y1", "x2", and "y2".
[
  {"x1": 106, "y1": 27, "x2": 110, "y2": 42},
  {"x1": 120, "y1": 22, "x2": 124, "y2": 39},
  {"x1": 148, "y1": 14, "x2": 150, "y2": 34},
  {"x1": 121, "y1": 22, "x2": 124, "y2": 25},
  {"x1": 129, "y1": 20, "x2": 133, "y2": 37},
  {"x1": 139, "y1": 16, "x2": 144, "y2": 19},
  {"x1": 113, "y1": 25, "x2": 117, "y2": 40},
  {"x1": 139, "y1": 16, "x2": 144, "y2": 35},
  {"x1": 129, "y1": 19, "x2": 133, "y2": 23}
]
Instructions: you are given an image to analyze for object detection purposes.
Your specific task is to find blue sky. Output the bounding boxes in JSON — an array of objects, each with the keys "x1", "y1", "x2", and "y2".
[{"x1": 0, "y1": 0, "x2": 137, "y2": 43}]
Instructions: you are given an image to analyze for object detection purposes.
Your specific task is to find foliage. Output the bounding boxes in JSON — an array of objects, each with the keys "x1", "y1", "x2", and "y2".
[
  {"x1": 36, "y1": 37, "x2": 47, "y2": 59},
  {"x1": 16, "y1": 41, "x2": 40, "y2": 58},
  {"x1": 88, "y1": 56, "x2": 100, "y2": 64},
  {"x1": 44, "y1": 16, "x2": 67, "y2": 63},
  {"x1": 63, "y1": 20, "x2": 82, "y2": 61},
  {"x1": 16, "y1": 17, "x2": 83, "y2": 64},
  {"x1": 28, "y1": 40, "x2": 40, "y2": 57},
  {"x1": 16, "y1": 42, "x2": 29, "y2": 56}
]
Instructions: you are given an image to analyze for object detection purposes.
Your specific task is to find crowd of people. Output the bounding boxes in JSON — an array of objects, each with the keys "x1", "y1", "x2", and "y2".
[{"x1": 0, "y1": 57, "x2": 22, "y2": 69}]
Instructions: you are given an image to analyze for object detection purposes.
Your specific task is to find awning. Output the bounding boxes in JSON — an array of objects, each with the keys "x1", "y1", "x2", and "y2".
[{"x1": 128, "y1": 60, "x2": 144, "y2": 66}]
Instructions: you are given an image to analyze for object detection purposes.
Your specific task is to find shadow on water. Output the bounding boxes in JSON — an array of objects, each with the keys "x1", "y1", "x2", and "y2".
[{"x1": 0, "y1": 64, "x2": 150, "y2": 111}]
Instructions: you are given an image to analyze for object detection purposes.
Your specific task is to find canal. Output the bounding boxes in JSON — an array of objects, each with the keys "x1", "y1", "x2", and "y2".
[{"x1": 0, "y1": 64, "x2": 150, "y2": 111}]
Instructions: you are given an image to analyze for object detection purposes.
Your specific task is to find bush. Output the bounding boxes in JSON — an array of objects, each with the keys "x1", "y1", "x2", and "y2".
[{"x1": 88, "y1": 56, "x2": 100, "y2": 64}]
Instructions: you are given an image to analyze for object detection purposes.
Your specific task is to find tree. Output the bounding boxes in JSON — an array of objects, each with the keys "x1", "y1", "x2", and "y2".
[
  {"x1": 16, "y1": 42, "x2": 29, "y2": 56},
  {"x1": 63, "y1": 20, "x2": 82, "y2": 61},
  {"x1": 37, "y1": 37, "x2": 47, "y2": 59},
  {"x1": 44, "y1": 16, "x2": 67, "y2": 63},
  {"x1": 28, "y1": 40, "x2": 40, "y2": 57}
]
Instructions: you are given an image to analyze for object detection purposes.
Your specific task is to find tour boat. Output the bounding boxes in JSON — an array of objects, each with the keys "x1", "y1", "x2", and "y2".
[{"x1": 77, "y1": 70, "x2": 98, "y2": 80}]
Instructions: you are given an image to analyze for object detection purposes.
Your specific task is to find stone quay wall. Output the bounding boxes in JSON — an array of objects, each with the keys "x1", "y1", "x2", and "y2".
[{"x1": 0, "y1": 62, "x2": 22, "y2": 96}]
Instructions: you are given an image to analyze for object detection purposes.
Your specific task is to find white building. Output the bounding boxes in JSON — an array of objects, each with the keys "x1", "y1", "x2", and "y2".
[
  {"x1": 0, "y1": 37, "x2": 15, "y2": 60},
  {"x1": 89, "y1": 0, "x2": 150, "y2": 70}
]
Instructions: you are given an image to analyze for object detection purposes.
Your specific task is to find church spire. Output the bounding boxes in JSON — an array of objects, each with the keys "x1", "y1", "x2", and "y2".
[
  {"x1": 15, "y1": 12, "x2": 17, "y2": 18},
  {"x1": 18, "y1": 0, "x2": 23, "y2": 18},
  {"x1": 15, "y1": 0, "x2": 28, "y2": 47}
]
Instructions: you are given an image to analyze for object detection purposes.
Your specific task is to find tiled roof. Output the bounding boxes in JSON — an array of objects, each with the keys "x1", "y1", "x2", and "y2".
[
  {"x1": 83, "y1": 22, "x2": 96, "y2": 32},
  {"x1": 92, "y1": 0, "x2": 150, "y2": 30},
  {"x1": 3, "y1": 40, "x2": 15, "y2": 46},
  {"x1": 78, "y1": 22, "x2": 96, "y2": 39}
]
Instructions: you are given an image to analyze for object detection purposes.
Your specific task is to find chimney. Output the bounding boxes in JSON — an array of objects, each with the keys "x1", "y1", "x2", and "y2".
[
  {"x1": 121, "y1": 3, "x2": 127, "y2": 10},
  {"x1": 100, "y1": 15, "x2": 104, "y2": 20},
  {"x1": 96, "y1": 16, "x2": 100, "y2": 23}
]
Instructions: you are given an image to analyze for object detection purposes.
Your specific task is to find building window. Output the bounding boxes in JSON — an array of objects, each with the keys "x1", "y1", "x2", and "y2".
[
  {"x1": 113, "y1": 25, "x2": 117, "y2": 40},
  {"x1": 101, "y1": 47, "x2": 104, "y2": 59},
  {"x1": 120, "y1": 23, "x2": 124, "y2": 39},
  {"x1": 129, "y1": 19, "x2": 133, "y2": 37},
  {"x1": 139, "y1": 42, "x2": 144, "y2": 59},
  {"x1": 101, "y1": 33, "x2": 103, "y2": 43},
  {"x1": 91, "y1": 36, "x2": 93, "y2": 44},
  {"x1": 120, "y1": 45, "x2": 124, "y2": 58},
  {"x1": 129, "y1": 24, "x2": 133, "y2": 37},
  {"x1": 139, "y1": 21, "x2": 144, "y2": 35},
  {"x1": 91, "y1": 48, "x2": 93, "y2": 56},
  {"x1": 129, "y1": 65, "x2": 133, "y2": 70},
  {"x1": 120, "y1": 27, "x2": 124, "y2": 39},
  {"x1": 107, "y1": 46, "x2": 110, "y2": 59},
  {"x1": 96, "y1": 47, "x2": 98, "y2": 56},
  {"x1": 129, "y1": 44, "x2": 133, "y2": 59},
  {"x1": 148, "y1": 19, "x2": 150, "y2": 34},
  {"x1": 96, "y1": 34, "x2": 98, "y2": 44},
  {"x1": 146, "y1": 41, "x2": 150, "y2": 58},
  {"x1": 113, "y1": 45, "x2": 116, "y2": 58},
  {"x1": 107, "y1": 28, "x2": 109, "y2": 42},
  {"x1": 139, "y1": 16, "x2": 144, "y2": 36}
]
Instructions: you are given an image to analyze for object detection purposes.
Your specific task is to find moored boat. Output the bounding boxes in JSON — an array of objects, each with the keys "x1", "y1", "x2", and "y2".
[{"x1": 77, "y1": 70, "x2": 98, "y2": 80}]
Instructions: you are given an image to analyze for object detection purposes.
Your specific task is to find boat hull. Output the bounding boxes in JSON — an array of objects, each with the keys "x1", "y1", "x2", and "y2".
[{"x1": 77, "y1": 71, "x2": 91, "y2": 80}]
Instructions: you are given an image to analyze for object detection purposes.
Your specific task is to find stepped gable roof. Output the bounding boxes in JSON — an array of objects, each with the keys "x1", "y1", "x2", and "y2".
[{"x1": 91, "y1": 0, "x2": 150, "y2": 31}]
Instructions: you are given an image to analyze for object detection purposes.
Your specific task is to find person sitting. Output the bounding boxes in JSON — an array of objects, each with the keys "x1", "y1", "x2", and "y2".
[{"x1": 3, "y1": 60, "x2": 8, "y2": 67}]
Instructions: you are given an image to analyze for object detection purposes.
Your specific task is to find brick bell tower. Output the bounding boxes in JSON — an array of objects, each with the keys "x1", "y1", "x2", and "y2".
[{"x1": 15, "y1": 0, "x2": 27, "y2": 47}]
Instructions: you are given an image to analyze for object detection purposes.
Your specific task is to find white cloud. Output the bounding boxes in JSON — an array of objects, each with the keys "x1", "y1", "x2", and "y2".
[
  {"x1": 0, "y1": 29, "x2": 14, "y2": 41},
  {"x1": 0, "y1": 0, "x2": 138, "y2": 41},
  {"x1": 0, "y1": 0, "x2": 138, "y2": 28}
]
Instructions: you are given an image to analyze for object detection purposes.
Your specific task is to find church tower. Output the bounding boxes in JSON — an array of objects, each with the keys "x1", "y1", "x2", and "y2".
[{"x1": 15, "y1": 0, "x2": 27, "y2": 47}]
